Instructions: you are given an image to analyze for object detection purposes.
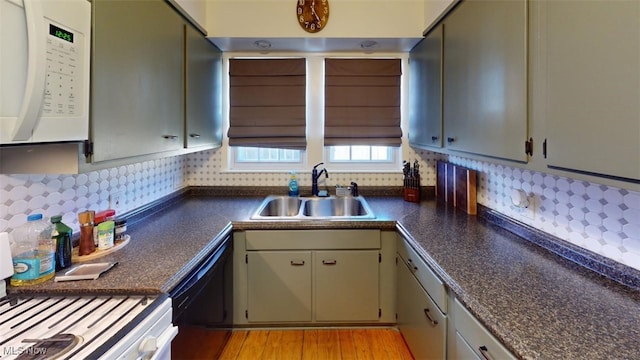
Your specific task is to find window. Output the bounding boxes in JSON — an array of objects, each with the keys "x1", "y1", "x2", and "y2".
[
  {"x1": 236, "y1": 147, "x2": 302, "y2": 163},
  {"x1": 325, "y1": 145, "x2": 399, "y2": 171},
  {"x1": 329, "y1": 146, "x2": 394, "y2": 162},
  {"x1": 225, "y1": 54, "x2": 406, "y2": 173}
]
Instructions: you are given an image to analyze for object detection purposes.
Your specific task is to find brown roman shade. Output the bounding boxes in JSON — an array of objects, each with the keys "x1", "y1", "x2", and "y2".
[
  {"x1": 324, "y1": 58, "x2": 402, "y2": 146},
  {"x1": 228, "y1": 58, "x2": 306, "y2": 150}
]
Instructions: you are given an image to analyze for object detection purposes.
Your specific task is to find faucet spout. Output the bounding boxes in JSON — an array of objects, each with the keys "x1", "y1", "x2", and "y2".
[{"x1": 311, "y1": 162, "x2": 329, "y2": 196}]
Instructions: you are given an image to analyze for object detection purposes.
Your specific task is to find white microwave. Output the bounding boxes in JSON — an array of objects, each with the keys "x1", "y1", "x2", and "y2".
[{"x1": 0, "y1": 0, "x2": 90, "y2": 145}]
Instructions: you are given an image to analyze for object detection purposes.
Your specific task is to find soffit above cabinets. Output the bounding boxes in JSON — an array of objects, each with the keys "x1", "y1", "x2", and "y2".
[{"x1": 208, "y1": 37, "x2": 423, "y2": 53}]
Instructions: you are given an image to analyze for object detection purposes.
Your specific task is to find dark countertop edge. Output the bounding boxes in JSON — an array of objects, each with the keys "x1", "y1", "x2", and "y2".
[
  {"x1": 231, "y1": 219, "x2": 398, "y2": 231},
  {"x1": 160, "y1": 223, "x2": 233, "y2": 293}
]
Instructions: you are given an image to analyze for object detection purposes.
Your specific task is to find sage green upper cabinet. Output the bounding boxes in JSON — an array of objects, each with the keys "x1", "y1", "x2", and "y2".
[
  {"x1": 409, "y1": 25, "x2": 443, "y2": 149},
  {"x1": 91, "y1": 0, "x2": 184, "y2": 162},
  {"x1": 538, "y1": 0, "x2": 640, "y2": 182},
  {"x1": 443, "y1": 0, "x2": 528, "y2": 162},
  {"x1": 184, "y1": 24, "x2": 222, "y2": 150}
]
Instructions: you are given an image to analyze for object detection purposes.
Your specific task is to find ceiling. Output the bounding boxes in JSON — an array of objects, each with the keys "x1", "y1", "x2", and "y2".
[{"x1": 208, "y1": 37, "x2": 423, "y2": 53}]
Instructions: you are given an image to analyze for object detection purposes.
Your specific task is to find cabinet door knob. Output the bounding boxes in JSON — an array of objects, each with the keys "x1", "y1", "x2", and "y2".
[
  {"x1": 162, "y1": 135, "x2": 178, "y2": 140},
  {"x1": 322, "y1": 259, "x2": 337, "y2": 265},
  {"x1": 189, "y1": 133, "x2": 201, "y2": 138},
  {"x1": 290, "y1": 260, "x2": 305, "y2": 266},
  {"x1": 423, "y1": 308, "x2": 439, "y2": 326},
  {"x1": 447, "y1": 137, "x2": 455, "y2": 143}
]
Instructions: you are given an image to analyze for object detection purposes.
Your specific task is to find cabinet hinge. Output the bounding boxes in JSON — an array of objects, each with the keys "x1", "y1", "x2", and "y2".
[
  {"x1": 83, "y1": 140, "x2": 93, "y2": 158},
  {"x1": 525, "y1": 137, "x2": 533, "y2": 157},
  {"x1": 543, "y1": 138, "x2": 547, "y2": 159},
  {"x1": 245, "y1": 310, "x2": 248, "y2": 319},
  {"x1": 245, "y1": 254, "x2": 248, "y2": 264},
  {"x1": 379, "y1": 308, "x2": 382, "y2": 318},
  {"x1": 379, "y1": 253, "x2": 382, "y2": 263}
]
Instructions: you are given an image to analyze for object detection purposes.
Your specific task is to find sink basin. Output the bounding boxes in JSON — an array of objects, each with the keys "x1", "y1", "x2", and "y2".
[
  {"x1": 258, "y1": 197, "x2": 302, "y2": 217},
  {"x1": 251, "y1": 195, "x2": 375, "y2": 220},
  {"x1": 303, "y1": 197, "x2": 369, "y2": 217}
]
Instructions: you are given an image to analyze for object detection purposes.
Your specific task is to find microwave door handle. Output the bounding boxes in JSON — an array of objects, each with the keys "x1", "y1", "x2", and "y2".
[{"x1": 11, "y1": 0, "x2": 47, "y2": 141}]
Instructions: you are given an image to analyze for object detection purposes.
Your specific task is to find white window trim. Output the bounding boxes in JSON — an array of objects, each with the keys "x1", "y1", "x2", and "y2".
[{"x1": 222, "y1": 52, "x2": 408, "y2": 174}]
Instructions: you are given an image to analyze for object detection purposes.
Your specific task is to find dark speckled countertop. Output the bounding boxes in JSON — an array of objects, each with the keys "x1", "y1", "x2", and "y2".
[{"x1": 8, "y1": 192, "x2": 640, "y2": 359}]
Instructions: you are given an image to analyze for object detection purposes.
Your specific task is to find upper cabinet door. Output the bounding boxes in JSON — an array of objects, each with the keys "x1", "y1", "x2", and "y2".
[
  {"x1": 185, "y1": 24, "x2": 222, "y2": 150},
  {"x1": 409, "y1": 25, "x2": 443, "y2": 149},
  {"x1": 91, "y1": 0, "x2": 184, "y2": 162},
  {"x1": 443, "y1": 0, "x2": 528, "y2": 162},
  {"x1": 540, "y1": 0, "x2": 640, "y2": 182}
]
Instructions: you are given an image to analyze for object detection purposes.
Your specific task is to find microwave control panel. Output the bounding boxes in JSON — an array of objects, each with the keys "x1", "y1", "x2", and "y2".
[{"x1": 43, "y1": 22, "x2": 85, "y2": 117}]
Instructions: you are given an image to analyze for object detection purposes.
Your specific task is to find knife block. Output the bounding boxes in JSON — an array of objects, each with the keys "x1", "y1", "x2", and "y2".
[{"x1": 403, "y1": 175, "x2": 421, "y2": 203}]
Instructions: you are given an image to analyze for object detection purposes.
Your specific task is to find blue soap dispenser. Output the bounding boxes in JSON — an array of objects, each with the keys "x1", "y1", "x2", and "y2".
[{"x1": 288, "y1": 171, "x2": 299, "y2": 196}]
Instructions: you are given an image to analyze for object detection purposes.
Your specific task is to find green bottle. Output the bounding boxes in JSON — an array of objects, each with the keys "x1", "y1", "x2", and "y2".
[{"x1": 51, "y1": 215, "x2": 73, "y2": 271}]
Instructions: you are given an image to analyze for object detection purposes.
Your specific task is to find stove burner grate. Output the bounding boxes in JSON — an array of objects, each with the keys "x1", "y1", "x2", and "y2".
[{"x1": 16, "y1": 333, "x2": 81, "y2": 360}]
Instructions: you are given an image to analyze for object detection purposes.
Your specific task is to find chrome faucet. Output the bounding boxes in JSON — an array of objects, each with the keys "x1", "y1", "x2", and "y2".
[{"x1": 311, "y1": 162, "x2": 329, "y2": 196}]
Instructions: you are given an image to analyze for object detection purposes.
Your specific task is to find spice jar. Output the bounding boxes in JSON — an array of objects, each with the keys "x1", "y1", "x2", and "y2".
[{"x1": 114, "y1": 219, "x2": 127, "y2": 242}]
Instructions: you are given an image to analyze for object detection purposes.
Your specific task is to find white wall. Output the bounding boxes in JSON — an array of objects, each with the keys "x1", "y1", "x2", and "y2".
[{"x1": 206, "y1": 0, "x2": 425, "y2": 38}]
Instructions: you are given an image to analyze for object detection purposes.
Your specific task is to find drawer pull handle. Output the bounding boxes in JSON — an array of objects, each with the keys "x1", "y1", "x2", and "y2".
[
  {"x1": 431, "y1": 136, "x2": 439, "y2": 141},
  {"x1": 423, "y1": 308, "x2": 438, "y2": 325},
  {"x1": 407, "y1": 259, "x2": 418, "y2": 271},
  {"x1": 322, "y1": 260, "x2": 337, "y2": 265},
  {"x1": 162, "y1": 135, "x2": 178, "y2": 140},
  {"x1": 447, "y1": 137, "x2": 455, "y2": 143},
  {"x1": 189, "y1": 133, "x2": 201, "y2": 138},
  {"x1": 290, "y1": 260, "x2": 305, "y2": 266},
  {"x1": 479, "y1": 345, "x2": 493, "y2": 360}
]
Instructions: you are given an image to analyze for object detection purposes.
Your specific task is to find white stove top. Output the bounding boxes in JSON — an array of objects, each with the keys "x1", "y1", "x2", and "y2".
[{"x1": 0, "y1": 295, "x2": 161, "y2": 359}]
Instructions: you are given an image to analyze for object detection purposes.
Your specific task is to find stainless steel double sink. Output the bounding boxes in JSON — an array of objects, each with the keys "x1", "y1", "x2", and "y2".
[{"x1": 251, "y1": 195, "x2": 375, "y2": 220}]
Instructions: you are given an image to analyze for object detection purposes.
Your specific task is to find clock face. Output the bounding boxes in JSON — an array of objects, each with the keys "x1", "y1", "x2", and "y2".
[{"x1": 296, "y1": 0, "x2": 329, "y2": 33}]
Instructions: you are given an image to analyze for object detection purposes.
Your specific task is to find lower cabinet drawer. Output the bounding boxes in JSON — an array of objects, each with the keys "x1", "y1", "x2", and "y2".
[
  {"x1": 397, "y1": 237, "x2": 447, "y2": 313},
  {"x1": 397, "y1": 255, "x2": 447, "y2": 360},
  {"x1": 452, "y1": 298, "x2": 515, "y2": 360}
]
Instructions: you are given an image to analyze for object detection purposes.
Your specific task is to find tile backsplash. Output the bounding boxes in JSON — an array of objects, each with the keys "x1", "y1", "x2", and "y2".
[
  {"x1": 1, "y1": 147, "x2": 638, "y2": 272},
  {"x1": 446, "y1": 155, "x2": 640, "y2": 271},
  {"x1": 0, "y1": 156, "x2": 186, "y2": 235}
]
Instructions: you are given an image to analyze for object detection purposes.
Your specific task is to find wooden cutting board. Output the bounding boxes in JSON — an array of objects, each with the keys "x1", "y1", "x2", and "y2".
[
  {"x1": 436, "y1": 161, "x2": 477, "y2": 215},
  {"x1": 436, "y1": 161, "x2": 447, "y2": 202},
  {"x1": 454, "y1": 166, "x2": 477, "y2": 215}
]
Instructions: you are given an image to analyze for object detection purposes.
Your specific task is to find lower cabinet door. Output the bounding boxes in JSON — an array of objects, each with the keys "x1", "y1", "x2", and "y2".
[
  {"x1": 397, "y1": 256, "x2": 447, "y2": 359},
  {"x1": 247, "y1": 251, "x2": 312, "y2": 322},
  {"x1": 314, "y1": 250, "x2": 379, "y2": 321}
]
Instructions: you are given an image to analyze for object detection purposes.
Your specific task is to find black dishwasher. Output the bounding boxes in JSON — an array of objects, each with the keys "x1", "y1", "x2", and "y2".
[{"x1": 170, "y1": 232, "x2": 233, "y2": 356}]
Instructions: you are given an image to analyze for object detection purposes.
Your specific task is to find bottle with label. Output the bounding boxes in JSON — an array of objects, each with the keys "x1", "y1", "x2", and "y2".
[
  {"x1": 10, "y1": 214, "x2": 55, "y2": 286},
  {"x1": 51, "y1": 215, "x2": 72, "y2": 271},
  {"x1": 288, "y1": 171, "x2": 299, "y2": 196},
  {"x1": 97, "y1": 220, "x2": 115, "y2": 250}
]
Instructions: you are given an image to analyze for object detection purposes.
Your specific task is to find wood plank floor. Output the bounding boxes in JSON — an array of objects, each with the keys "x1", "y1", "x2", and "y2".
[{"x1": 172, "y1": 327, "x2": 414, "y2": 360}]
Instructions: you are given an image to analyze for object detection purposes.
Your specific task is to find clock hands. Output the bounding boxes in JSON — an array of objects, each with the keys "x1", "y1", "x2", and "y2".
[{"x1": 310, "y1": 0, "x2": 321, "y2": 22}]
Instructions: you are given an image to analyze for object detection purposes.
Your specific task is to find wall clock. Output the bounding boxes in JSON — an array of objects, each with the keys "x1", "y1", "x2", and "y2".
[{"x1": 296, "y1": 0, "x2": 329, "y2": 33}]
